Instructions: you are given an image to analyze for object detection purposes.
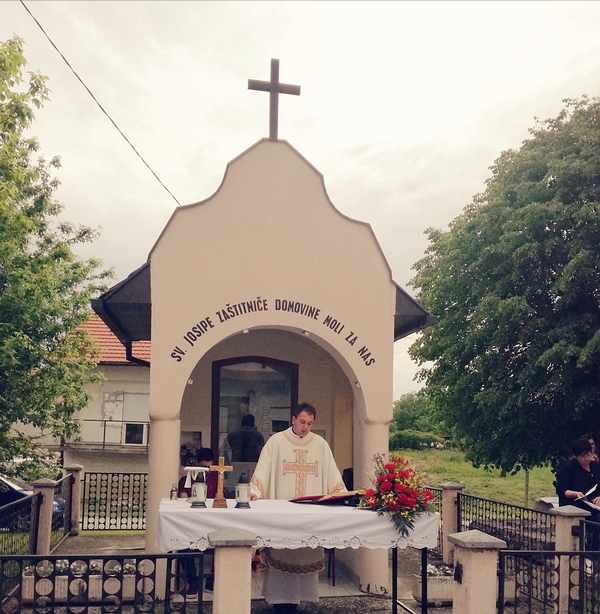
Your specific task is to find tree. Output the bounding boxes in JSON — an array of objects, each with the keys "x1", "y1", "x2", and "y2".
[
  {"x1": 389, "y1": 390, "x2": 445, "y2": 450},
  {"x1": 391, "y1": 390, "x2": 438, "y2": 433},
  {"x1": 0, "y1": 37, "x2": 110, "y2": 477},
  {"x1": 409, "y1": 96, "x2": 600, "y2": 473}
]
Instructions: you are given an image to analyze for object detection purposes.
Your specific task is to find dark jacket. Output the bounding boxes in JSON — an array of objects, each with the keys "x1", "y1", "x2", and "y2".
[{"x1": 555, "y1": 458, "x2": 600, "y2": 508}]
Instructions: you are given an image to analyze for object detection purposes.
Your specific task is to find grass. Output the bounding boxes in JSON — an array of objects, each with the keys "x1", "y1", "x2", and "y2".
[{"x1": 393, "y1": 448, "x2": 557, "y2": 508}]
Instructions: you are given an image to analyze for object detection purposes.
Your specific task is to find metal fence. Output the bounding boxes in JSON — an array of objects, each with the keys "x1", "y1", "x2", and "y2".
[
  {"x1": 425, "y1": 486, "x2": 443, "y2": 559},
  {"x1": 0, "y1": 495, "x2": 40, "y2": 556},
  {"x1": 498, "y1": 550, "x2": 600, "y2": 613},
  {"x1": 50, "y1": 474, "x2": 73, "y2": 552},
  {"x1": 0, "y1": 552, "x2": 210, "y2": 613},
  {"x1": 458, "y1": 493, "x2": 555, "y2": 551},
  {"x1": 81, "y1": 473, "x2": 147, "y2": 530}
]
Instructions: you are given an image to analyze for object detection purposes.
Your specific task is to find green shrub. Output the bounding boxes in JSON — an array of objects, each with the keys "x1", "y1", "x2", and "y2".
[{"x1": 390, "y1": 429, "x2": 444, "y2": 450}]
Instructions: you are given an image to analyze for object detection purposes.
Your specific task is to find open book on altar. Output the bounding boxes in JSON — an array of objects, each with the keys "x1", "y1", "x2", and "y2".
[{"x1": 289, "y1": 490, "x2": 364, "y2": 507}]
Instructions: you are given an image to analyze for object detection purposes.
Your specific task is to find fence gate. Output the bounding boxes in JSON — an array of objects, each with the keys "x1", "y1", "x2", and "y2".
[{"x1": 81, "y1": 472, "x2": 147, "y2": 530}]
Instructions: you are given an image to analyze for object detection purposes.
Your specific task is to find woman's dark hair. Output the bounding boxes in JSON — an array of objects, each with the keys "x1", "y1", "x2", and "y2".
[
  {"x1": 571, "y1": 437, "x2": 593, "y2": 457},
  {"x1": 196, "y1": 447, "x2": 215, "y2": 463}
]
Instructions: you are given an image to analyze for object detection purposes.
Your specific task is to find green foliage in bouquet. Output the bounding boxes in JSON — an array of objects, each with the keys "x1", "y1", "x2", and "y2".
[{"x1": 359, "y1": 453, "x2": 434, "y2": 537}]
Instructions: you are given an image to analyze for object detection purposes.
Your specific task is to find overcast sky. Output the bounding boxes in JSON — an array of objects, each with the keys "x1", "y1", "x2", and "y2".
[{"x1": 2, "y1": 1, "x2": 600, "y2": 399}]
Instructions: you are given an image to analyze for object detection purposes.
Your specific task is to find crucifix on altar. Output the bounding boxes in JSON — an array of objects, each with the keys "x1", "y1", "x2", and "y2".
[
  {"x1": 210, "y1": 455, "x2": 233, "y2": 508},
  {"x1": 248, "y1": 58, "x2": 301, "y2": 140}
]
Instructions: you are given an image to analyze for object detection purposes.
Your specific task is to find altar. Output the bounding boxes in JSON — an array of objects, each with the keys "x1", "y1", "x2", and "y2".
[
  {"x1": 158, "y1": 498, "x2": 440, "y2": 614},
  {"x1": 158, "y1": 498, "x2": 439, "y2": 552}
]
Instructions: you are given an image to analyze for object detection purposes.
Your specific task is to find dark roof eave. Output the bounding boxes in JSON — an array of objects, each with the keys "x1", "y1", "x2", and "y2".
[
  {"x1": 393, "y1": 283, "x2": 436, "y2": 340},
  {"x1": 92, "y1": 262, "x2": 151, "y2": 344}
]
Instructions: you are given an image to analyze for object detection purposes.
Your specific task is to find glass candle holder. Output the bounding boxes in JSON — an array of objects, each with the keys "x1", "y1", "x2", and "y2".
[
  {"x1": 190, "y1": 472, "x2": 208, "y2": 508},
  {"x1": 235, "y1": 473, "x2": 251, "y2": 509}
]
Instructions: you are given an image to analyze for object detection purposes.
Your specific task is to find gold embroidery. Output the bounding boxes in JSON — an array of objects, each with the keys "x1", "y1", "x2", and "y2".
[{"x1": 283, "y1": 449, "x2": 319, "y2": 497}]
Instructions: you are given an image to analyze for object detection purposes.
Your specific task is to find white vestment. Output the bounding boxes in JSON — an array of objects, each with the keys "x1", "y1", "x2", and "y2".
[{"x1": 250, "y1": 427, "x2": 345, "y2": 605}]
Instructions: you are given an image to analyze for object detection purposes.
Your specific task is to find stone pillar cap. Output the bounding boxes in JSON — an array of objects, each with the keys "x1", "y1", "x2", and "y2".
[
  {"x1": 440, "y1": 481, "x2": 464, "y2": 490},
  {"x1": 448, "y1": 529, "x2": 507, "y2": 549},
  {"x1": 550, "y1": 505, "x2": 591, "y2": 517},
  {"x1": 208, "y1": 528, "x2": 257, "y2": 547}
]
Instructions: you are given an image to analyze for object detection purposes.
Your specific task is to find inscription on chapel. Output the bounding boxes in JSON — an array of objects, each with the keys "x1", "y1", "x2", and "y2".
[{"x1": 170, "y1": 297, "x2": 376, "y2": 367}]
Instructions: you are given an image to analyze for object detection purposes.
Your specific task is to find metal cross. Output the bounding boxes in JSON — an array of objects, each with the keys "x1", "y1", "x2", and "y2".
[
  {"x1": 248, "y1": 58, "x2": 301, "y2": 141},
  {"x1": 283, "y1": 449, "x2": 319, "y2": 497}
]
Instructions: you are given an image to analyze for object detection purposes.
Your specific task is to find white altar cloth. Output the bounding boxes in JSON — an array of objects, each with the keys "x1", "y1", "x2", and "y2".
[{"x1": 158, "y1": 498, "x2": 439, "y2": 552}]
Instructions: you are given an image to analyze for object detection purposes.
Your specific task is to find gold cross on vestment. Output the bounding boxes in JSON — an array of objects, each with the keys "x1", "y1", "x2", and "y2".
[
  {"x1": 283, "y1": 449, "x2": 319, "y2": 497},
  {"x1": 248, "y1": 58, "x2": 301, "y2": 141},
  {"x1": 210, "y1": 456, "x2": 233, "y2": 508}
]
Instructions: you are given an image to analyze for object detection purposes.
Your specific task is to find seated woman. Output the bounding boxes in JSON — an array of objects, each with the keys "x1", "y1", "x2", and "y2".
[
  {"x1": 177, "y1": 447, "x2": 218, "y2": 598},
  {"x1": 178, "y1": 447, "x2": 218, "y2": 498},
  {"x1": 555, "y1": 436, "x2": 600, "y2": 548}
]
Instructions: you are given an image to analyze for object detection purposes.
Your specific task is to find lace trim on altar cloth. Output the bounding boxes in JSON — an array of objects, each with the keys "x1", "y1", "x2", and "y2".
[{"x1": 163, "y1": 532, "x2": 436, "y2": 552}]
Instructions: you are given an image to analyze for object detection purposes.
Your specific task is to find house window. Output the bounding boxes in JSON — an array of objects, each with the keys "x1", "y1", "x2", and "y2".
[
  {"x1": 123, "y1": 423, "x2": 146, "y2": 445},
  {"x1": 122, "y1": 393, "x2": 149, "y2": 446}
]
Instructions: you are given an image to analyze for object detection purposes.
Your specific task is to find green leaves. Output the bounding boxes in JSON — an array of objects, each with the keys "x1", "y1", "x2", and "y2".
[
  {"x1": 410, "y1": 97, "x2": 600, "y2": 473},
  {"x1": 0, "y1": 37, "x2": 110, "y2": 473}
]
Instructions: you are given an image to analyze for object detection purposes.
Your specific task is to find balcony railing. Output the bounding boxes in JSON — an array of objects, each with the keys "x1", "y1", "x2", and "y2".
[{"x1": 64, "y1": 419, "x2": 150, "y2": 451}]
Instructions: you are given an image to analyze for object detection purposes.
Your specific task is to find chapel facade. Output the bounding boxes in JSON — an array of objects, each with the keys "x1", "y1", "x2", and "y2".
[{"x1": 92, "y1": 63, "x2": 433, "y2": 589}]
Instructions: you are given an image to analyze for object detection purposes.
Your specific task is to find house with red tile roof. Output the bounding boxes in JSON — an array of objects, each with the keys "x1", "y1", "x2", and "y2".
[{"x1": 58, "y1": 314, "x2": 152, "y2": 473}]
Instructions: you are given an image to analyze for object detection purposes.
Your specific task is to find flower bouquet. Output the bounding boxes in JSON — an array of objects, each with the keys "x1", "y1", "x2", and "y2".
[{"x1": 359, "y1": 453, "x2": 434, "y2": 537}]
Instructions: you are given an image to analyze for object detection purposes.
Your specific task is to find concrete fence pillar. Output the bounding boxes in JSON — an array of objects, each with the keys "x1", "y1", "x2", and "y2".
[
  {"x1": 208, "y1": 528, "x2": 256, "y2": 614},
  {"x1": 440, "y1": 481, "x2": 464, "y2": 565},
  {"x1": 64, "y1": 464, "x2": 83, "y2": 536},
  {"x1": 31, "y1": 478, "x2": 58, "y2": 555},
  {"x1": 550, "y1": 505, "x2": 590, "y2": 613},
  {"x1": 448, "y1": 529, "x2": 507, "y2": 614}
]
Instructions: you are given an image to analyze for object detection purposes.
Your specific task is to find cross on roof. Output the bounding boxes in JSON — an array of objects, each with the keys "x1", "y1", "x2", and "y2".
[{"x1": 248, "y1": 58, "x2": 301, "y2": 141}]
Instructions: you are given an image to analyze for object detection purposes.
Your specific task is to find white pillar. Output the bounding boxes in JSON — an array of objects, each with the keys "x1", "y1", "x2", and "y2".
[
  {"x1": 31, "y1": 478, "x2": 57, "y2": 555},
  {"x1": 355, "y1": 418, "x2": 391, "y2": 594},
  {"x1": 440, "y1": 481, "x2": 464, "y2": 565},
  {"x1": 448, "y1": 529, "x2": 506, "y2": 614},
  {"x1": 209, "y1": 528, "x2": 256, "y2": 614},
  {"x1": 551, "y1": 505, "x2": 590, "y2": 613},
  {"x1": 64, "y1": 464, "x2": 84, "y2": 536},
  {"x1": 145, "y1": 418, "x2": 181, "y2": 552}
]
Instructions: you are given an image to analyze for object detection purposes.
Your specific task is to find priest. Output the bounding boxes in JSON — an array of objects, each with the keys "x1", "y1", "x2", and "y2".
[{"x1": 250, "y1": 402, "x2": 346, "y2": 614}]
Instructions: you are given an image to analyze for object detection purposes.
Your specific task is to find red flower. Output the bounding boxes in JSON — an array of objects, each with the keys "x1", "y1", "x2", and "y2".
[
  {"x1": 423, "y1": 490, "x2": 434, "y2": 501},
  {"x1": 384, "y1": 463, "x2": 396, "y2": 472},
  {"x1": 394, "y1": 483, "x2": 405, "y2": 493},
  {"x1": 387, "y1": 500, "x2": 400, "y2": 512},
  {"x1": 380, "y1": 480, "x2": 392, "y2": 492},
  {"x1": 365, "y1": 488, "x2": 375, "y2": 498},
  {"x1": 406, "y1": 497, "x2": 416, "y2": 509}
]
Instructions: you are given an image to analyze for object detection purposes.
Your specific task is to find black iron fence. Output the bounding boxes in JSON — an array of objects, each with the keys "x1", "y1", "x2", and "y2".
[
  {"x1": 0, "y1": 495, "x2": 40, "y2": 556},
  {"x1": 0, "y1": 552, "x2": 209, "y2": 613},
  {"x1": 81, "y1": 473, "x2": 147, "y2": 530},
  {"x1": 50, "y1": 474, "x2": 73, "y2": 552},
  {"x1": 425, "y1": 486, "x2": 443, "y2": 559},
  {"x1": 498, "y1": 550, "x2": 600, "y2": 613},
  {"x1": 458, "y1": 493, "x2": 555, "y2": 551}
]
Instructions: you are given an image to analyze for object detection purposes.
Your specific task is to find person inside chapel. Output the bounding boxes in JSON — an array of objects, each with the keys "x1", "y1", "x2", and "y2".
[
  {"x1": 250, "y1": 402, "x2": 346, "y2": 614},
  {"x1": 227, "y1": 413, "x2": 265, "y2": 462}
]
